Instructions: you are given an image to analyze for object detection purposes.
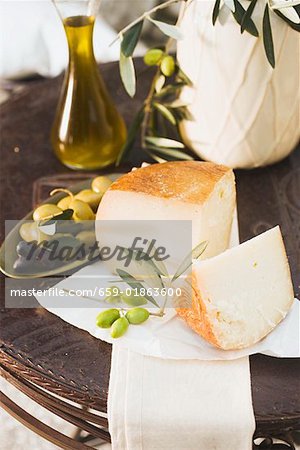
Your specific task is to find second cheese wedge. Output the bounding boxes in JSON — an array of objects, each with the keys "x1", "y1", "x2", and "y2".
[{"x1": 177, "y1": 227, "x2": 294, "y2": 350}]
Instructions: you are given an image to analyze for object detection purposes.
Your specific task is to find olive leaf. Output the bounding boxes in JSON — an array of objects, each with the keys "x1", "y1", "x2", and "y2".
[
  {"x1": 133, "y1": 260, "x2": 165, "y2": 291},
  {"x1": 144, "y1": 244, "x2": 169, "y2": 277},
  {"x1": 172, "y1": 241, "x2": 208, "y2": 282},
  {"x1": 232, "y1": 0, "x2": 259, "y2": 36},
  {"x1": 119, "y1": 52, "x2": 136, "y2": 97},
  {"x1": 155, "y1": 75, "x2": 166, "y2": 93},
  {"x1": 123, "y1": 245, "x2": 169, "y2": 278},
  {"x1": 263, "y1": 4, "x2": 275, "y2": 68},
  {"x1": 241, "y1": 0, "x2": 258, "y2": 34},
  {"x1": 147, "y1": 151, "x2": 168, "y2": 163},
  {"x1": 212, "y1": 0, "x2": 222, "y2": 25},
  {"x1": 150, "y1": 147, "x2": 194, "y2": 161},
  {"x1": 154, "y1": 82, "x2": 186, "y2": 98},
  {"x1": 38, "y1": 222, "x2": 56, "y2": 236},
  {"x1": 165, "y1": 100, "x2": 194, "y2": 121},
  {"x1": 165, "y1": 99, "x2": 190, "y2": 108},
  {"x1": 274, "y1": 7, "x2": 300, "y2": 27},
  {"x1": 121, "y1": 21, "x2": 144, "y2": 57},
  {"x1": 149, "y1": 108, "x2": 160, "y2": 137},
  {"x1": 116, "y1": 108, "x2": 145, "y2": 166},
  {"x1": 38, "y1": 209, "x2": 74, "y2": 231},
  {"x1": 46, "y1": 208, "x2": 74, "y2": 222},
  {"x1": 176, "y1": 68, "x2": 193, "y2": 86},
  {"x1": 147, "y1": 16, "x2": 183, "y2": 40},
  {"x1": 119, "y1": 246, "x2": 167, "y2": 282},
  {"x1": 153, "y1": 102, "x2": 177, "y2": 125},
  {"x1": 172, "y1": 106, "x2": 194, "y2": 121},
  {"x1": 116, "y1": 269, "x2": 160, "y2": 307},
  {"x1": 145, "y1": 136, "x2": 185, "y2": 149},
  {"x1": 191, "y1": 241, "x2": 208, "y2": 260}
]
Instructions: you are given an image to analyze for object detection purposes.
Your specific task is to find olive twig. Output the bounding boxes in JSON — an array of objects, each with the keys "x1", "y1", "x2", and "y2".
[
  {"x1": 157, "y1": 273, "x2": 175, "y2": 316},
  {"x1": 110, "y1": 0, "x2": 186, "y2": 46},
  {"x1": 149, "y1": 311, "x2": 165, "y2": 317},
  {"x1": 140, "y1": 32, "x2": 177, "y2": 152},
  {"x1": 159, "y1": 292, "x2": 169, "y2": 316},
  {"x1": 50, "y1": 188, "x2": 74, "y2": 199},
  {"x1": 37, "y1": 208, "x2": 71, "y2": 224},
  {"x1": 119, "y1": 308, "x2": 127, "y2": 317}
]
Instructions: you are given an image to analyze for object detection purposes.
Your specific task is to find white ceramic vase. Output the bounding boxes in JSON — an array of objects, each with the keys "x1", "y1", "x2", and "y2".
[{"x1": 177, "y1": 0, "x2": 300, "y2": 169}]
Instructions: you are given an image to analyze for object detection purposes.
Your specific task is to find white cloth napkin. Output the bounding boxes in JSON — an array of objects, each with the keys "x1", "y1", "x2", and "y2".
[
  {"x1": 0, "y1": 0, "x2": 120, "y2": 79},
  {"x1": 108, "y1": 347, "x2": 255, "y2": 450}
]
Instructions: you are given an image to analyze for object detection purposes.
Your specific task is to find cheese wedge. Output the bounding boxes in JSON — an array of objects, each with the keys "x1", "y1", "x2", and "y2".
[
  {"x1": 96, "y1": 161, "x2": 236, "y2": 258},
  {"x1": 177, "y1": 226, "x2": 294, "y2": 350}
]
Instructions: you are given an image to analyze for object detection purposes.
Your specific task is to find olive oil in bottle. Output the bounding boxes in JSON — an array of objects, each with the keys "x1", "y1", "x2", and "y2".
[{"x1": 51, "y1": 15, "x2": 127, "y2": 170}]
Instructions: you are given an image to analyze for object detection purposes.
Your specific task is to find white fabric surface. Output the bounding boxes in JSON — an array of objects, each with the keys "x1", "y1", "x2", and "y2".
[
  {"x1": 108, "y1": 346, "x2": 255, "y2": 450},
  {"x1": 0, "y1": 0, "x2": 120, "y2": 79}
]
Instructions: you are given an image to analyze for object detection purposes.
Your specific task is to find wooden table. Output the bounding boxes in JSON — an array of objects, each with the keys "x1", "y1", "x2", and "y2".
[{"x1": 0, "y1": 59, "x2": 299, "y2": 450}]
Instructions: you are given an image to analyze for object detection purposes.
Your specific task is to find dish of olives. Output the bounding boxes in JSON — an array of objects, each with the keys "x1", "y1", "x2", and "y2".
[{"x1": 0, "y1": 174, "x2": 121, "y2": 279}]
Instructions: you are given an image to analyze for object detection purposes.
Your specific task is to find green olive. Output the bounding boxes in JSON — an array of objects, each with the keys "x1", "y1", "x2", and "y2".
[
  {"x1": 160, "y1": 55, "x2": 175, "y2": 77},
  {"x1": 19, "y1": 222, "x2": 51, "y2": 243},
  {"x1": 51, "y1": 188, "x2": 73, "y2": 211},
  {"x1": 126, "y1": 308, "x2": 150, "y2": 325},
  {"x1": 75, "y1": 189, "x2": 102, "y2": 211},
  {"x1": 69, "y1": 199, "x2": 95, "y2": 221},
  {"x1": 19, "y1": 222, "x2": 39, "y2": 242},
  {"x1": 49, "y1": 233, "x2": 73, "y2": 240},
  {"x1": 144, "y1": 48, "x2": 164, "y2": 66},
  {"x1": 110, "y1": 317, "x2": 129, "y2": 338},
  {"x1": 76, "y1": 230, "x2": 96, "y2": 246},
  {"x1": 91, "y1": 176, "x2": 112, "y2": 195},
  {"x1": 57, "y1": 196, "x2": 72, "y2": 210},
  {"x1": 121, "y1": 292, "x2": 147, "y2": 307},
  {"x1": 96, "y1": 309, "x2": 120, "y2": 328},
  {"x1": 33, "y1": 204, "x2": 62, "y2": 221}
]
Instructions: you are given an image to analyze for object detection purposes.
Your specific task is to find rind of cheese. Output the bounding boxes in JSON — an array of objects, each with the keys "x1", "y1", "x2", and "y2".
[
  {"x1": 108, "y1": 161, "x2": 232, "y2": 203},
  {"x1": 177, "y1": 274, "x2": 219, "y2": 347},
  {"x1": 177, "y1": 227, "x2": 295, "y2": 350}
]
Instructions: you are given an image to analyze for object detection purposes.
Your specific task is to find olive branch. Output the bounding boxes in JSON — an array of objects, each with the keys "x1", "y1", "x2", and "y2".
[
  {"x1": 213, "y1": 0, "x2": 299, "y2": 68},
  {"x1": 115, "y1": 0, "x2": 194, "y2": 165},
  {"x1": 112, "y1": 0, "x2": 299, "y2": 165},
  {"x1": 61, "y1": 239, "x2": 207, "y2": 337},
  {"x1": 61, "y1": 238, "x2": 208, "y2": 338}
]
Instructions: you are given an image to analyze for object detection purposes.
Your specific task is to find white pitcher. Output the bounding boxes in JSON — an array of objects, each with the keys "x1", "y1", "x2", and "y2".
[{"x1": 177, "y1": 0, "x2": 300, "y2": 168}]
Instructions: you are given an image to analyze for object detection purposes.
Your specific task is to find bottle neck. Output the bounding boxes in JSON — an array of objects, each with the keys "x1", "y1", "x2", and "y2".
[{"x1": 64, "y1": 15, "x2": 96, "y2": 63}]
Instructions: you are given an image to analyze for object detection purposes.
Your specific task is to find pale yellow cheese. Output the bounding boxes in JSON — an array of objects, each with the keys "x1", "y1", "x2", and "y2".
[{"x1": 177, "y1": 227, "x2": 295, "y2": 350}]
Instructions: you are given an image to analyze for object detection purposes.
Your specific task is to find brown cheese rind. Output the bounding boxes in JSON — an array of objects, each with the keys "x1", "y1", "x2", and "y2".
[
  {"x1": 176, "y1": 274, "x2": 220, "y2": 348},
  {"x1": 110, "y1": 161, "x2": 232, "y2": 204}
]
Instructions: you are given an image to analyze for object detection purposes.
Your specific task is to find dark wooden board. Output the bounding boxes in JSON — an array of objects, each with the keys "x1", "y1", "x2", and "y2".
[{"x1": 0, "y1": 59, "x2": 299, "y2": 436}]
